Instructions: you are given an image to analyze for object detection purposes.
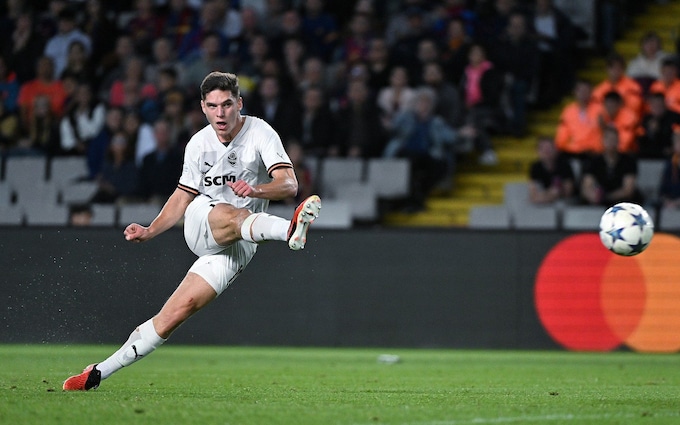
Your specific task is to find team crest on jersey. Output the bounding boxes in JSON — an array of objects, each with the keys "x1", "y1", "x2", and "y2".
[{"x1": 227, "y1": 151, "x2": 238, "y2": 166}]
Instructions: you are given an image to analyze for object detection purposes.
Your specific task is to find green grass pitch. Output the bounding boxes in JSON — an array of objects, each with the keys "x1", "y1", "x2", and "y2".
[{"x1": 1, "y1": 345, "x2": 679, "y2": 425}]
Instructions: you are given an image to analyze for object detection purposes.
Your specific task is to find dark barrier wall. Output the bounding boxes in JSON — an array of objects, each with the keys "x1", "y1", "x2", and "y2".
[{"x1": 0, "y1": 227, "x2": 566, "y2": 349}]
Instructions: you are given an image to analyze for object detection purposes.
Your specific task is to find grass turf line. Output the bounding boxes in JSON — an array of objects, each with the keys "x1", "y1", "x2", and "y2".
[{"x1": 1, "y1": 345, "x2": 679, "y2": 425}]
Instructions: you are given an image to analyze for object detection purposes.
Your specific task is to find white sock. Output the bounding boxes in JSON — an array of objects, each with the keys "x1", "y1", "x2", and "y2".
[
  {"x1": 240, "y1": 212, "x2": 289, "y2": 243},
  {"x1": 96, "y1": 318, "x2": 167, "y2": 380}
]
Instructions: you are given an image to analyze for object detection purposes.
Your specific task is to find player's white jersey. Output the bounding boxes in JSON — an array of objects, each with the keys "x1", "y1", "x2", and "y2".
[{"x1": 178, "y1": 116, "x2": 292, "y2": 213}]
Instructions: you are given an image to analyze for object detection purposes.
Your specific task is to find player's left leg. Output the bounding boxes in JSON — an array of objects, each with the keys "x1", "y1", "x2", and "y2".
[
  {"x1": 211, "y1": 195, "x2": 321, "y2": 250},
  {"x1": 63, "y1": 273, "x2": 217, "y2": 391}
]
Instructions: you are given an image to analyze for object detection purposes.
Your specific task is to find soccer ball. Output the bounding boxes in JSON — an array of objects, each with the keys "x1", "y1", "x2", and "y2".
[{"x1": 599, "y1": 202, "x2": 654, "y2": 256}]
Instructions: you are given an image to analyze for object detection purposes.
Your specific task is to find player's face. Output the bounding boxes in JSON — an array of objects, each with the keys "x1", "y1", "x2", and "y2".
[{"x1": 201, "y1": 89, "x2": 243, "y2": 143}]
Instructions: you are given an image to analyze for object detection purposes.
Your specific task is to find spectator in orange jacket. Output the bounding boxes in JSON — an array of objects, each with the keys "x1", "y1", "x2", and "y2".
[
  {"x1": 598, "y1": 90, "x2": 641, "y2": 154},
  {"x1": 649, "y1": 57, "x2": 680, "y2": 114},
  {"x1": 593, "y1": 53, "x2": 644, "y2": 121},
  {"x1": 555, "y1": 79, "x2": 603, "y2": 158}
]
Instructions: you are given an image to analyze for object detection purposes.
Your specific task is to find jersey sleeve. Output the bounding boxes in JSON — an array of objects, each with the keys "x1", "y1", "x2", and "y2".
[
  {"x1": 178, "y1": 139, "x2": 202, "y2": 195},
  {"x1": 258, "y1": 125, "x2": 292, "y2": 176}
]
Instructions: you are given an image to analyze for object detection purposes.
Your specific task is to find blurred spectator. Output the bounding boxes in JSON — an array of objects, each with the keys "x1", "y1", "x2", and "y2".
[
  {"x1": 19, "y1": 95, "x2": 61, "y2": 156},
  {"x1": 0, "y1": 56, "x2": 20, "y2": 115},
  {"x1": 17, "y1": 56, "x2": 67, "y2": 130},
  {"x1": 216, "y1": 0, "x2": 243, "y2": 40},
  {"x1": 492, "y1": 11, "x2": 538, "y2": 137},
  {"x1": 598, "y1": 91, "x2": 640, "y2": 154},
  {"x1": 162, "y1": 0, "x2": 200, "y2": 54},
  {"x1": 649, "y1": 58, "x2": 680, "y2": 114},
  {"x1": 98, "y1": 35, "x2": 136, "y2": 96},
  {"x1": 301, "y1": 0, "x2": 339, "y2": 62},
  {"x1": 626, "y1": 31, "x2": 670, "y2": 94},
  {"x1": 267, "y1": 8, "x2": 304, "y2": 59},
  {"x1": 246, "y1": 75, "x2": 301, "y2": 142},
  {"x1": 5, "y1": 12, "x2": 45, "y2": 84},
  {"x1": 383, "y1": 87, "x2": 459, "y2": 210},
  {"x1": 555, "y1": 79, "x2": 603, "y2": 159},
  {"x1": 592, "y1": 53, "x2": 644, "y2": 121},
  {"x1": 175, "y1": 0, "x2": 228, "y2": 61},
  {"x1": 377, "y1": 66, "x2": 416, "y2": 129},
  {"x1": 123, "y1": 109, "x2": 156, "y2": 167},
  {"x1": 158, "y1": 87, "x2": 186, "y2": 147},
  {"x1": 659, "y1": 130, "x2": 680, "y2": 209},
  {"x1": 280, "y1": 37, "x2": 306, "y2": 91},
  {"x1": 68, "y1": 204, "x2": 93, "y2": 226},
  {"x1": 460, "y1": 43, "x2": 503, "y2": 165},
  {"x1": 176, "y1": 105, "x2": 206, "y2": 151},
  {"x1": 528, "y1": 136, "x2": 575, "y2": 204},
  {"x1": 238, "y1": 33, "x2": 270, "y2": 80},
  {"x1": 365, "y1": 37, "x2": 392, "y2": 93},
  {"x1": 60, "y1": 41, "x2": 95, "y2": 83},
  {"x1": 59, "y1": 83, "x2": 106, "y2": 155},
  {"x1": 580, "y1": 126, "x2": 642, "y2": 206},
  {"x1": 334, "y1": 79, "x2": 386, "y2": 158},
  {"x1": 0, "y1": 97, "x2": 20, "y2": 155},
  {"x1": 87, "y1": 106, "x2": 124, "y2": 180},
  {"x1": 441, "y1": 17, "x2": 473, "y2": 86},
  {"x1": 298, "y1": 56, "x2": 330, "y2": 94},
  {"x1": 339, "y1": 12, "x2": 374, "y2": 66},
  {"x1": 638, "y1": 92, "x2": 680, "y2": 159},
  {"x1": 125, "y1": 0, "x2": 164, "y2": 57},
  {"x1": 284, "y1": 140, "x2": 314, "y2": 205},
  {"x1": 43, "y1": 7, "x2": 92, "y2": 79},
  {"x1": 422, "y1": 61, "x2": 463, "y2": 129},
  {"x1": 182, "y1": 31, "x2": 233, "y2": 96},
  {"x1": 531, "y1": 0, "x2": 579, "y2": 106},
  {"x1": 108, "y1": 56, "x2": 158, "y2": 118},
  {"x1": 36, "y1": 0, "x2": 68, "y2": 40},
  {"x1": 475, "y1": 0, "x2": 522, "y2": 47},
  {"x1": 81, "y1": 0, "x2": 119, "y2": 70},
  {"x1": 390, "y1": 6, "x2": 435, "y2": 70},
  {"x1": 299, "y1": 85, "x2": 336, "y2": 157},
  {"x1": 145, "y1": 37, "x2": 185, "y2": 86},
  {"x1": 90, "y1": 131, "x2": 140, "y2": 204},
  {"x1": 138, "y1": 118, "x2": 183, "y2": 203},
  {"x1": 409, "y1": 38, "x2": 440, "y2": 86}
]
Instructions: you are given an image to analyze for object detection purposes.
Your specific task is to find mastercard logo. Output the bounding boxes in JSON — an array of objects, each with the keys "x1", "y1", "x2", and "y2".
[{"x1": 534, "y1": 233, "x2": 680, "y2": 353}]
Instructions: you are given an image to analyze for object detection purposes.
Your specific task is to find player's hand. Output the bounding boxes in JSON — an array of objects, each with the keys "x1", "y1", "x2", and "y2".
[
  {"x1": 227, "y1": 179, "x2": 254, "y2": 198},
  {"x1": 124, "y1": 223, "x2": 151, "y2": 242}
]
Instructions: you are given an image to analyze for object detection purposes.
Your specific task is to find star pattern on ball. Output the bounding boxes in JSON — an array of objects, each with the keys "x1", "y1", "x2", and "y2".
[
  {"x1": 631, "y1": 212, "x2": 648, "y2": 229},
  {"x1": 610, "y1": 205, "x2": 626, "y2": 214},
  {"x1": 628, "y1": 239, "x2": 648, "y2": 254},
  {"x1": 607, "y1": 227, "x2": 626, "y2": 242}
]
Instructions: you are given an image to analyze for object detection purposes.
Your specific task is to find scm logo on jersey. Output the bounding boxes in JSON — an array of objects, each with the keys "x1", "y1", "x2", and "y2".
[{"x1": 204, "y1": 175, "x2": 236, "y2": 186}]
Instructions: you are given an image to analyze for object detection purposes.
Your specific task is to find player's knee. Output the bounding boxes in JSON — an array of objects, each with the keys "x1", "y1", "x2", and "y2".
[{"x1": 209, "y1": 204, "x2": 250, "y2": 244}]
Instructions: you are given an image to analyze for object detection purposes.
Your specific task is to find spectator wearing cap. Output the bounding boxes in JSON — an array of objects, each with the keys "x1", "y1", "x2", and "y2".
[{"x1": 43, "y1": 8, "x2": 92, "y2": 79}]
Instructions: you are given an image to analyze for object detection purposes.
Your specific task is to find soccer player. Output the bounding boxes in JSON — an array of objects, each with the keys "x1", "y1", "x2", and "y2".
[{"x1": 63, "y1": 72, "x2": 322, "y2": 391}]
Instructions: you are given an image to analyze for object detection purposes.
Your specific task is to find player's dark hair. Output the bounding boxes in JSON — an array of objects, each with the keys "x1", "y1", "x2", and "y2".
[{"x1": 200, "y1": 72, "x2": 240, "y2": 101}]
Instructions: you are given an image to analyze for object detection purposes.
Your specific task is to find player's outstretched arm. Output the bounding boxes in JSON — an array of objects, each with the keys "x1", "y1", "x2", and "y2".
[{"x1": 124, "y1": 189, "x2": 195, "y2": 242}]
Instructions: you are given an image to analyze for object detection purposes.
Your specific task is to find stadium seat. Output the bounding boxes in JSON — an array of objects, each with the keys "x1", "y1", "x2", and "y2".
[
  {"x1": 561, "y1": 206, "x2": 604, "y2": 230},
  {"x1": 503, "y1": 181, "x2": 530, "y2": 214},
  {"x1": 0, "y1": 181, "x2": 12, "y2": 205},
  {"x1": 659, "y1": 207, "x2": 680, "y2": 231},
  {"x1": 365, "y1": 158, "x2": 410, "y2": 199},
  {"x1": 637, "y1": 159, "x2": 665, "y2": 205},
  {"x1": 15, "y1": 181, "x2": 60, "y2": 212},
  {"x1": 468, "y1": 206, "x2": 511, "y2": 229},
  {"x1": 308, "y1": 199, "x2": 352, "y2": 229},
  {"x1": 60, "y1": 182, "x2": 98, "y2": 205},
  {"x1": 0, "y1": 205, "x2": 23, "y2": 225},
  {"x1": 117, "y1": 203, "x2": 162, "y2": 227},
  {"x1": 4, "y1": 157, "x2": 48, "y2": 190},
  {"x1": 90, "y1": 204, "x2": 117, "y2": 227},
  {"x1": 49, "y1": 157, "x2": 89, "y2": 189},
  {"x1": 25, "y1": 204, "x2": 69, "y2": 226},
  {"x1": 334, "y1": 182, "x2": 378, "y2": 221},
  {"x1": 513, "y1": 205, "x2": 559, "y2": 229},
  {"x1": 318, "y1": 158, "x2": 364, "y2": 198}
]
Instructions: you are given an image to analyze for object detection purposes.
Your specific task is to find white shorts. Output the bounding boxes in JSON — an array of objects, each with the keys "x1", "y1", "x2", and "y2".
[{"x1": 184, "y1": 195, "x2": 258, "y2": 295}]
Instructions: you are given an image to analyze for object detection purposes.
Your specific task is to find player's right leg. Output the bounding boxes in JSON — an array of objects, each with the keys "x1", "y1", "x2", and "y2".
[{"x1": 63, "y1": 272, "x2": 218, "y2": 391}]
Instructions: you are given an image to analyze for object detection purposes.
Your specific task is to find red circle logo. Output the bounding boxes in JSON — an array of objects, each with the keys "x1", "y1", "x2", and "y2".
[{"x1": 535, "y1": 233, "x2": 680, "y2": 352}]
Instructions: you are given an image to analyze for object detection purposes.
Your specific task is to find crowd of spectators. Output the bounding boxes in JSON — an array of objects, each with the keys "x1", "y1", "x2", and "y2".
[{"x1": 0, "y1": 0, "x2": 643, "y2": 215}]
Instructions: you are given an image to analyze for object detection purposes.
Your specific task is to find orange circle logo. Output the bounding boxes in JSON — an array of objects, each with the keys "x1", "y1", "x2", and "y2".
[{"x1": 534, "y1": 233, "x2": 680, "y2": 353}]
